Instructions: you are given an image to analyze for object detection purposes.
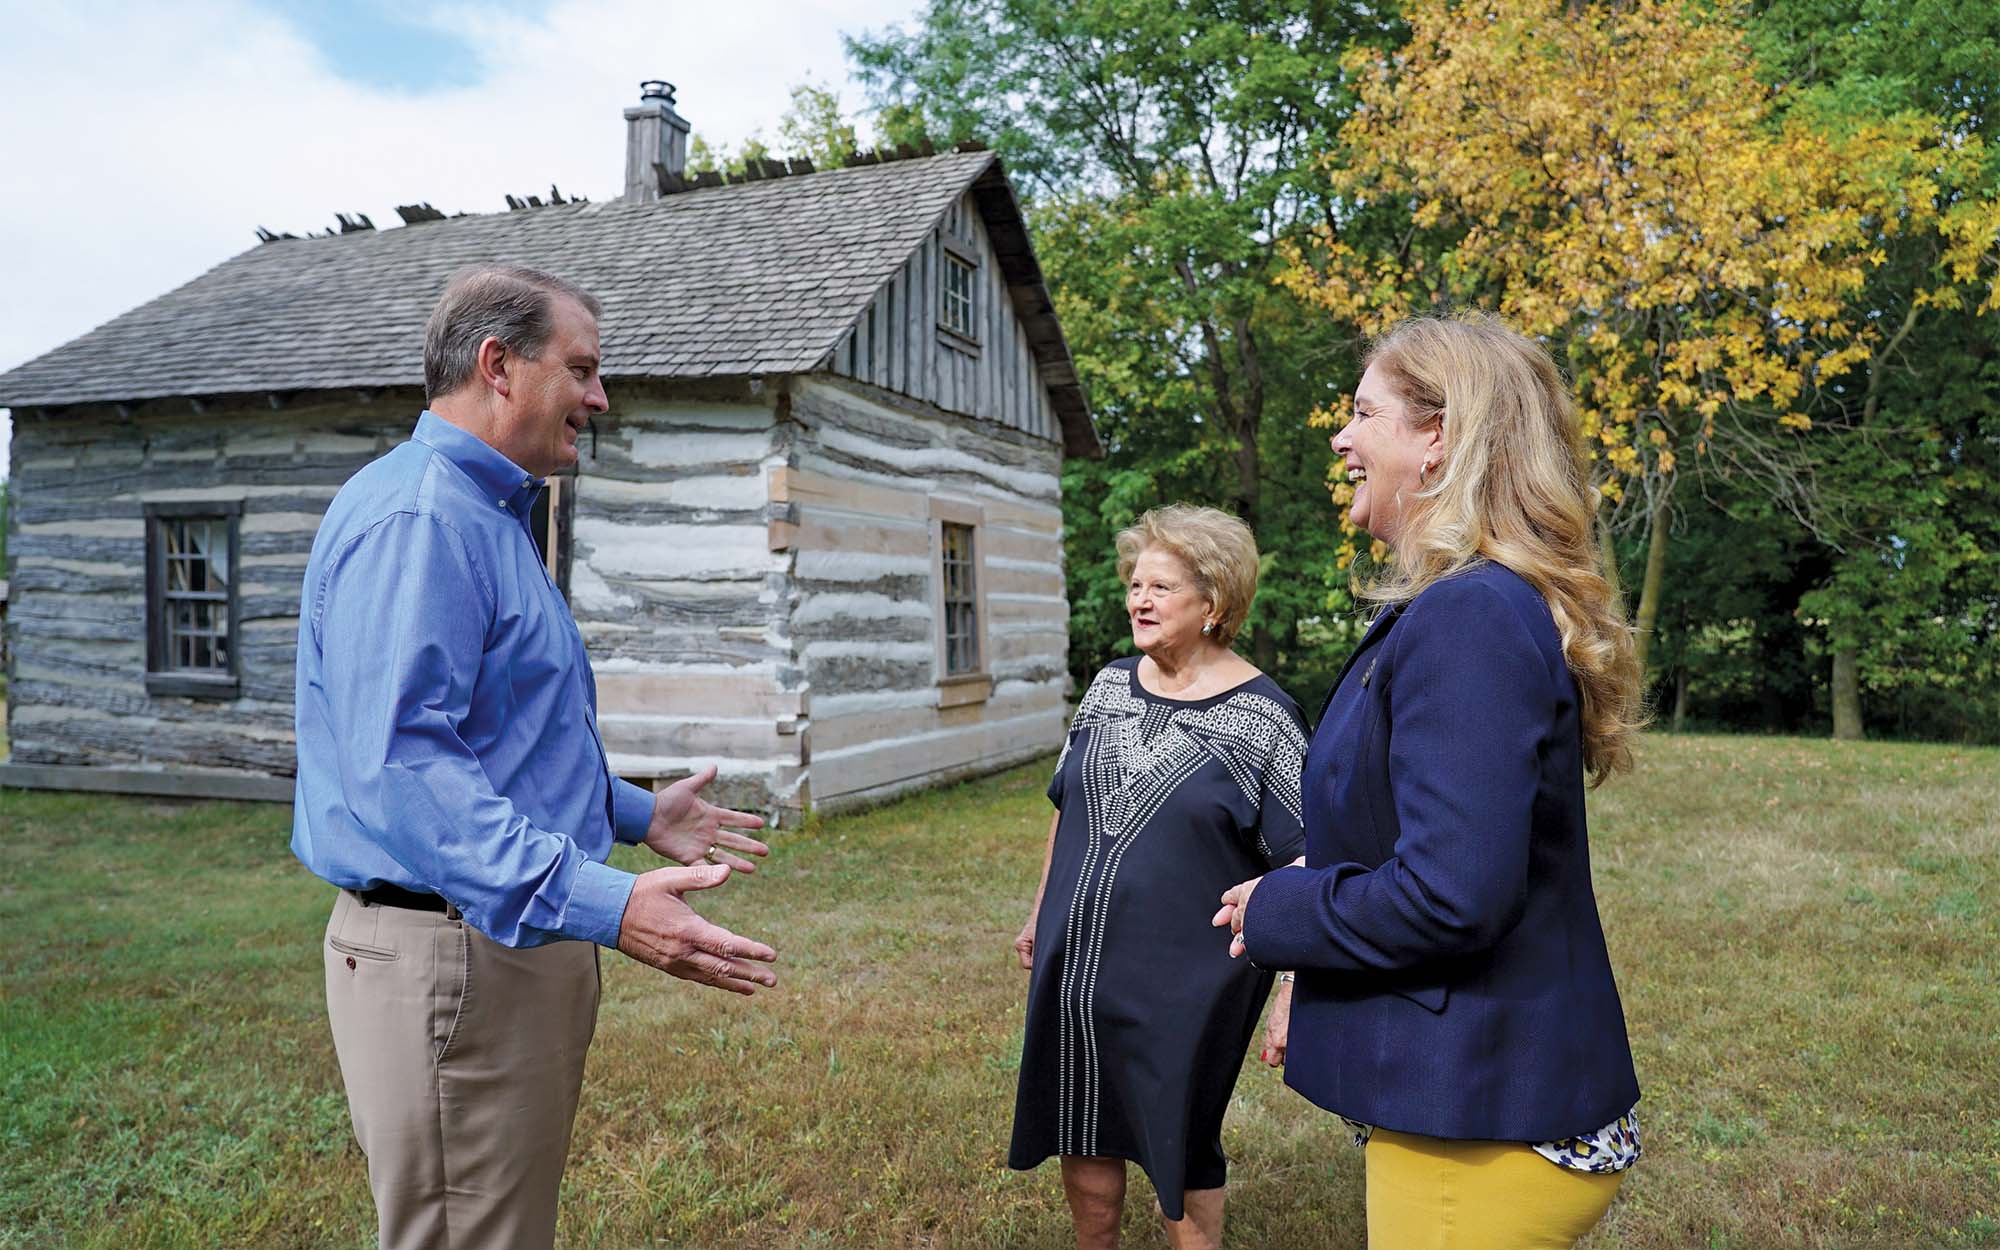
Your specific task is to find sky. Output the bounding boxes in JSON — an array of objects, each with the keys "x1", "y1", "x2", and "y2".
[{"x1": 0, "y1": 0, "x2": 928, "y2": 480}]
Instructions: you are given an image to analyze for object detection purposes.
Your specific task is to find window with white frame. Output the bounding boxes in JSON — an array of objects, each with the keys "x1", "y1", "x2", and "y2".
[
  {"x1": 144, "y1": 500, "x2": 241, "y2": 698},
  {"x1": 941, "y1": 252, "x2": 977, "y2": 341}
]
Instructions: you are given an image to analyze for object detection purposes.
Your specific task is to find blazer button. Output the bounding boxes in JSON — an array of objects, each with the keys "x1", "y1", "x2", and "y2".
[{"x1": 345, "y1": 956, "x2": 357, "y2": 970}]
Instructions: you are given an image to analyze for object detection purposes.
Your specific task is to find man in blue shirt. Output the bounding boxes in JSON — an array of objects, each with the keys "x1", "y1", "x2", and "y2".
[{"x1": 293, "y1": 265, "x2": 778, "y2": 1250}]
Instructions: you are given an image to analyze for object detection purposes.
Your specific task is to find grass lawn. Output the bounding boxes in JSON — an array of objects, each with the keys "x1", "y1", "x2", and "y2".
[{"x1": 2, "y1": 732, "x2": 1996, "y2": 1248}]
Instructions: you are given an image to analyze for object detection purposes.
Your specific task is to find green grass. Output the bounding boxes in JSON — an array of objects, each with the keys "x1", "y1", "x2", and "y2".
[{"x1": 2, "y1": 733, "x2": 1996, "y2": 1248}]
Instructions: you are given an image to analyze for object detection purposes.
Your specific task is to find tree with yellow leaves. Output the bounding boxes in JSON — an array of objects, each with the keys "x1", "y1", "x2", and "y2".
[{"x1": 1280, "y1": 0, "x2": 1999, "y2": 675}]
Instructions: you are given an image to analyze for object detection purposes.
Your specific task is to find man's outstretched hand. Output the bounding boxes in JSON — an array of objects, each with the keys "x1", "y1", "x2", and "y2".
[
  {"x1": 642, "y1": 765, "x2": 771, "y2": 872},
  {"x1": 616, "y1": 864, "x2": 778, "y2": 995}
]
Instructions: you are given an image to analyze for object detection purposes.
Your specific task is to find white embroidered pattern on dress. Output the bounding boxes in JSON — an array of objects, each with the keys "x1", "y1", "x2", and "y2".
[{"x1": 1051, "y1": 665, "x2": 1307, "y2": 1157}]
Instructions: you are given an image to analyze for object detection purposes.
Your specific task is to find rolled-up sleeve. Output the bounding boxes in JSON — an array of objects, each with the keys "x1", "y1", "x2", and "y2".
[
  {"x1": 313, "y1": 512, "x2": 634, "y2": 948},
  {"x1": 1243, "y1": 579, "x2": 1550, "y2": 973}
]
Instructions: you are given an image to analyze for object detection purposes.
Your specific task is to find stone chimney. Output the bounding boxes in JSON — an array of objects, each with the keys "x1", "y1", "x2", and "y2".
[{"x1": 623, "y1": 80, "x2": 690, "y2": 203}]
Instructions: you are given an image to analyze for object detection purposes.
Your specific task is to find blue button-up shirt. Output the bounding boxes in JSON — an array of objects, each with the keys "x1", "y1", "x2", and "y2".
[{"x1": 291, "y1": 411, "x2": 655, "y2": 948}]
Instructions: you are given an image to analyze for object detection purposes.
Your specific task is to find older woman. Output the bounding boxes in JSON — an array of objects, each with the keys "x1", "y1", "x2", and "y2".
[
  {"x1": 1217, "y1": 315, "x2": 1647, "y2": 1249},
  {"x1": 1009, "y1": 504, "x2": 1307, "y2": 1250}
]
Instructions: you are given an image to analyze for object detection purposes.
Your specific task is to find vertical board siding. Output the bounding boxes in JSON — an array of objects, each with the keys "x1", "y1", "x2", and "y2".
[
  {"x1": 826, "y1": 191, "x2": 1062, "y2": 445},
  {"x1": 782, "y1": 377, "x2": 1069, "y2": 812}
]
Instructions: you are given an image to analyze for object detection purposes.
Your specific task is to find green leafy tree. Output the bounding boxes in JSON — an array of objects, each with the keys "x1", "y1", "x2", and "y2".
[
  {"x1": 776, "y1": 79, "x2": 862, "y2": 169},
  {"x1": 689, "y1": 81, "x2": 862, "y2": 177},
  {"x1": 849, "y1": 0, "x2": 1400, "y2": 682},
  {"x1": 686, "y1": 131, "x2": 772, "y2": 177},
  {"x1": 1753, "y1": 0, "x2": 2000, "y2": 738}
]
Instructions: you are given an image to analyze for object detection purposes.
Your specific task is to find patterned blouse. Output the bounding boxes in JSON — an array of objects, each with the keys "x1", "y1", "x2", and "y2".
[{"x1": 1342, "y1": 1107, "x2": 1642, "y2": 1174}]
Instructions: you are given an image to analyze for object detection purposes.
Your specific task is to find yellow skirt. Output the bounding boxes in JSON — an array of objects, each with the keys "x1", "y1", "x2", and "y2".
[{"x1": 1365, "y1": 1128, "x2": 1623, "y2": 1250}]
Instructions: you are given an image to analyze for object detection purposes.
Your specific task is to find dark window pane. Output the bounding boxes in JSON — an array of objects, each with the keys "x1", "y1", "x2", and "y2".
[
  {"x1": 152, "y1": 511, "x2": 236, "y2": 677},
  {"x1": 943, "y1": 257, "x2": 976, "y2": 337},
  {"x1": 940, "y1": 523, "x2": 981, "y2": 676}
]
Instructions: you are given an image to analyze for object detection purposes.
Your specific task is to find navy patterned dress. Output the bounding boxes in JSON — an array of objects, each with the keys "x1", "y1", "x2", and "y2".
[{"x1": 1008, "y1": 658, "x2": 1308, "y2": 1219}]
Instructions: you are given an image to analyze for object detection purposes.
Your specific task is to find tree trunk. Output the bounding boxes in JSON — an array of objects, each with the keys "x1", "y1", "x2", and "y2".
[
  {"x1": 1597, "y1": 514, "x2": 1620, "y2": 591},
  {"x1": 1631, "y1": 493, "x2": 1670, "y2": 677},
  {"x1": 1831, "y1": 648, "x2": 1863, "y2": 740},
  {"x1": 1672, "y1": 667, "x2": 1689, "y2": 732}
]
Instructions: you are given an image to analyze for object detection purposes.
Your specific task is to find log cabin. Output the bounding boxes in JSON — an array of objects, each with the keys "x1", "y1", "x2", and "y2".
[{"x1": 0, "y1": 81, "x2": 1098, "y2": 821}]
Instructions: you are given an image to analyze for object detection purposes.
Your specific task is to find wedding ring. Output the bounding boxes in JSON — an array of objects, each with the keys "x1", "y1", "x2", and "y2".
[{"x1": 704, "y1": 844, "x2": 717, "y2": 860}]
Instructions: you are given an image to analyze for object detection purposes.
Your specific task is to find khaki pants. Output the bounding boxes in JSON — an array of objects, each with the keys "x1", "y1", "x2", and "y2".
[{"x1": 324, "y1": 889, "x2": 600, "y2": 1250}]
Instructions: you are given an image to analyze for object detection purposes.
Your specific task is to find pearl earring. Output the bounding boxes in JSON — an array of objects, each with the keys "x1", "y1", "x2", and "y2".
[{"x1": 1201, "y1": 622, "x2": 1213, "y2": 636}]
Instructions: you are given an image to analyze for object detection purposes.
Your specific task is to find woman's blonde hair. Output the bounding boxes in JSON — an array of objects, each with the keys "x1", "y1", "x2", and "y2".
[
  {"x1": 1359, "y1": 314, "x2": 1644, "y2": 784},
  {"x1": 1115, "y1": 504, "x2": 1260, "y2": 649}
]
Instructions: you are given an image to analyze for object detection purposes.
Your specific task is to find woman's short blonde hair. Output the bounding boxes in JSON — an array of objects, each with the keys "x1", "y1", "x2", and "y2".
[{"x1": 1114, "y1": 504, "x2": 1260, "y2": 648}]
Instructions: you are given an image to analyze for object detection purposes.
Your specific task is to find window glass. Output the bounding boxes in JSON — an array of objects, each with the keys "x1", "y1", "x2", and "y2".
[
  {"x1": 942, "y1": 254, "x2": 976, "y2": 339},
  {"x1": 941, "y1": 521, "x2": 980, "y2": 675}
]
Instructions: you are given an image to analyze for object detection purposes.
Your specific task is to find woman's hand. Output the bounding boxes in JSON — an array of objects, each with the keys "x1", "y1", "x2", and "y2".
[
  {"x1": 1212, "y1": 874, "x2": 1263, "y2": 958},
  {"x1": 1014, "y1": 913, "x2": 1037, "y2": 970},
  {"x1": 1261, "y1": 978, "x2": 1293, "y2": 1067}
]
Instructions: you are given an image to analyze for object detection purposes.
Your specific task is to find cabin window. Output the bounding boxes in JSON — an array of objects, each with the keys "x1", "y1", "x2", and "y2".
[
  {"x1": 941, "y1": 522, "x2": 980, "y2": 675},
  {"x1": 940, "y1": 252, "x2": 980, "y2": 342},
  {"x1": 931, "y1": 498, "x2": 991, "y2": 706},
  {"x1": 143, "y1": 500, "x2": 242, "y2": 699}
]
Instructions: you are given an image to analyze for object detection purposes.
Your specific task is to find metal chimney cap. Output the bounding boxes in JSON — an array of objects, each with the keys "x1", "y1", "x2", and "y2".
[{"x1": 639, "y1": 80, "x2": 676, "y2": 104}]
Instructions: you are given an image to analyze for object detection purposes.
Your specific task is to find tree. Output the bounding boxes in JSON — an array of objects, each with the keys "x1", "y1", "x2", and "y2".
[
  {"x1": 686, "y1": 130, "x2": 771, "y2": 177},
  {"x1": 776, "y1": 79, "x2": 862, "y2": 170},
  {"x1": 686, "y1": 80, "x2": 861, "y2": 176},
  {"x1": 1750, "y1": 0, "x2": 2000, "y2": 738},
  {"x1": 1277, "y1": 0, "x2": 1997, "y2": 681},
  {"x1": 849, "y1": 0, "x2": 1399, "y2": 676}
]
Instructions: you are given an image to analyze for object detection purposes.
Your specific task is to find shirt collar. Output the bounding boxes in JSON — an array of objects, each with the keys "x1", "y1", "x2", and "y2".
[{"x1": 412, "y1": 410, "x2": 544, "y2": 517}]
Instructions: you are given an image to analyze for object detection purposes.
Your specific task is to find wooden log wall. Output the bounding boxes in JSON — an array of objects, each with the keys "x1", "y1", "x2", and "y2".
[
  {"x1": 565, "y1": 396, "x2": 806, "y2": 816},
  {"x1": 825, "y1": 190, "x2": 1062, "y2": 444},
  {"x1": 4, "y1": 377, "x2": 1067, "y2": 821},
  {"x1": 777, "y1": 376, "x2": 1069, "y2": 812},
  {"x1": 3, "y1": 401, "x2": 405, "y2": 778}
]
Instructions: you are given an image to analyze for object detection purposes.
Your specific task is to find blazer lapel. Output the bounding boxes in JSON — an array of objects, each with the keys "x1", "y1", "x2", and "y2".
[{"x1": 1316, "y1": 602, "x2": 1407, "y2": 725}]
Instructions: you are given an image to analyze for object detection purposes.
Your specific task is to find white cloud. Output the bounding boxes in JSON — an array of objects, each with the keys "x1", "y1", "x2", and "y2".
[{"x1": 0, "y1": 0, "x2": 924, "y2": 480}]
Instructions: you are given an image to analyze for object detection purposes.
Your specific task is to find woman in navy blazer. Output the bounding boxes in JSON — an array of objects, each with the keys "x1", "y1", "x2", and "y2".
[{"x1": 1216, "y1": 315, "x2": 1647, "y2": 1248}]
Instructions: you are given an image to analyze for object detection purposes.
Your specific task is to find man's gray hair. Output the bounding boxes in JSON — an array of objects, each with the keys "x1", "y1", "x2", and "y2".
[{"x1": 423, "y1": 265, "x2": 604, "y2": 403}]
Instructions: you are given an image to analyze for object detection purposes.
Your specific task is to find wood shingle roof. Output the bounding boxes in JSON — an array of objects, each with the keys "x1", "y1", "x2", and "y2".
[{"x1": 0, "y1": 148, "x2": 1096, "y2": 455}]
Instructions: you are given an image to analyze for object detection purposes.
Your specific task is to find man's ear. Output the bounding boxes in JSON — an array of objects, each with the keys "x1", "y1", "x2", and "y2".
[{"x1": 474, "y1": 336, "x2": 511, "y2": 398}]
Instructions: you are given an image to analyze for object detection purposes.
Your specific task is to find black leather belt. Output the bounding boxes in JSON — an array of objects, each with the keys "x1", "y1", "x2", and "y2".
[{"x1": 352, "y1": 882, "x2": 451, "y2": 913}]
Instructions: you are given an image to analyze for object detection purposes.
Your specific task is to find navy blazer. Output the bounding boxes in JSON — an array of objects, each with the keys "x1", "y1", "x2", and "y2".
[{"x1": 1242, "y1": 561, "x2": 1639, "y2": 1141}]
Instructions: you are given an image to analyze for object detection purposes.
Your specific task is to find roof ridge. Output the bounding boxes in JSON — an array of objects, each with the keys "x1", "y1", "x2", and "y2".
[{"x1": 648, "y1": 138, "x2": 988, "y2": 198}]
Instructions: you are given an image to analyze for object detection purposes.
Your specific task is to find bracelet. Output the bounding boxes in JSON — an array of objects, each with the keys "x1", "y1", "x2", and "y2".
[{"x1": 1278, "y1": 972, "x2": 1295, "y2": 983}]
